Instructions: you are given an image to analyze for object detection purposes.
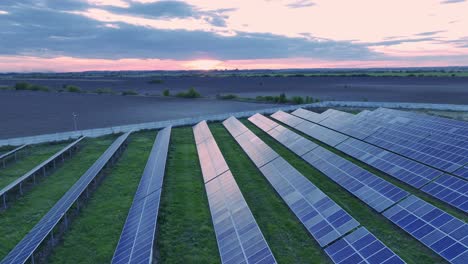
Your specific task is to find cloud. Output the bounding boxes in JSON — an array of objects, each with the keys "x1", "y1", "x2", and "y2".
[
  {"x1": 366, "y1": 37, "x2": 437, "y2": 46},
  {"x1": 109, "y1": 1, "x2": 234, "y2": 27},
  {"x1": 287, "y1": 0, "x2": 316, "y2": 8},
  {"x1": 415, "y1": 30, "x2": 445, "y2": 36},
  {"x1": 440, "y1": 0, "x2": 466, "y2": 4},
  {"x1": 0, "y1": 3, "x2": 376, "y2": 61}
]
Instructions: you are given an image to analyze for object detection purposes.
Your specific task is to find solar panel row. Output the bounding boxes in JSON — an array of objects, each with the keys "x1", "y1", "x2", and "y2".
[
  {"x1": 383, "y1": 195, "x2": 467, "y2": 264},
  {"x1": 295, "y1": 108, "x2": 468, "y2": 175},
  {"x1": 112, "y1": 127, "x2": 171, "y2": 264},
  {"x1": 249, "y1": 113, "x2": 467, "y2": 262},
  {"x1": 1, "y1": 137, "x2": 84, "y2": 208},
  {"x1": 420, "y1": 175, "x2": 468, "y2": 213},
  {"x1": 291, "y1": 109, "x2": 468, "y2": 212},
  {"x1": 325, "y1": 227, "x2": 405, "y2": 264},
  {"x1": 1, "y1": 132, "x2": 130, "y2": 264},
  {"x1": 336, "y1": 138, "x2": 442, "y2": 189},
  {"x1": 272, "y1": 111, "x2": 348, "y2": 147},
  {"x1": 0, "y1": 144, "x2": 27, "y2": 167},
  {"x1": 223, "y1": 117, "x2": 406, "y2": 263},
  {"x1": 194, "y1": 120, "x2": 276, "y2": 264},
  {"x1": 269, "y1": 112, "x2": 409, "y2": 213}
]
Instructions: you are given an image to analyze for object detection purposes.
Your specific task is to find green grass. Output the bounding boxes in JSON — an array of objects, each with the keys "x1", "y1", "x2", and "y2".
[
  {"x1": 242, "y1": 120, "x2": 446, "y2": 264},
  {"x1": 210, "y1": 123, "x2": 331, "y2": 264},
  {"x1": 156, "y1": 127, "x2": 219, "y2": 263},
  {"x1": 0, "y1": 142, "x2": 70, "y2": 189},
  {"x1": 49, "y1": 131, "x2": 156, "y2": 263},
  {"x1": 0, "y1": 136, "x2": 114, "y2": 259}
]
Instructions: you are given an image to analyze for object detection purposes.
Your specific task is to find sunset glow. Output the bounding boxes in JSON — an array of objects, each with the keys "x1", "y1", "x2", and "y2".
[{"x1": 1, "y1": 0, "x2": 467, "y2": 71}]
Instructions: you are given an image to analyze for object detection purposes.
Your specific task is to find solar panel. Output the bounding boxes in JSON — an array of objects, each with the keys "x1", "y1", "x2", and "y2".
[
  {"x1": 2, "y1": 132, "x2": 130, "y2": 264},
  {"x1": 236, "y1": 130, "x2": 279, "y2": 168},
  {"x1": 0, "y1": 144, "x2": 27, "y2": 167},
  {"x1": 270, "y1": 111, "x2": 305, "y2": 128},
  {"x1": 291, "y1": 108, "x2": 327, "y2": 123},
  {"x1": 420, "y1": 174, "x2": 468, "y2": 213},
  {"x1": 206, "y1": 171, "x2": 276, "y2": 264},
  {"x1": 325, "y1": 227, "x2": 405, "y2": 264},
  {"x1": 223, "y1": 117, "x2": 362, "y2": 248},
  {"x1": 248, "y1": 114, "x2": 319, "y2": 156},
  {"x1": 383, "y1": 195, "x2": 468, "y2": 263},
  {"x1": 194, "y1": 121, "x2": 277, "y2": 264},
  {"x1": 248, "y1": 113, "x2": 279, "y2": 132},
  {"x1": 223, "y1": 116, "x2": 249, "y2": 138},
  {"x1": 112, "y1": 127, "x2": 171, "y2": 264},
  {"x1": 336, "y1": 138, "x2": 442, "y2": 189},
  {"x1": 454, "y1": 166, "x2": 468, "y2": 180},
  {"x1": 271, "y1": 111, "x2": 349, "y2": 147},
  {"x1": 302, "y1": 147, "x2": 409, "y2": 212},
  {"x1": 260, "y1": 158, "x2": 360, "y2": 247},
  {"x1": 1, "y1": 137, "x2": 84, "y2": 208}
]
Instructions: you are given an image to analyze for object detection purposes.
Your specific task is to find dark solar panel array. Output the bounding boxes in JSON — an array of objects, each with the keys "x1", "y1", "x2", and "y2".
[
  {"x1": 224, "y1": 118, "x2": 363, "y2": 247},
  {"x1": 112, "y1": 127, "x2": 171, "y2": 264},
  {"x1": 420, "y1": 175, "x2": 468, "y2": 213},
  {"x1": 325, "y1": 227, "x2": 405, "y2": 264},
  {"x1": 1, "y1": 137, "x2": 84, "y2": 204},
  {"x1": 194, "y1": 120, "x2": 276, "y2": 264},
  {"x1": 272, "y1": 111, "x2": 348, "y2": 147},
  {"x1": 383, "y1": 195, "x2": 467, "y2": 264},
  {"x1": 302, "y1": 147, "x2": 409, "y2": 213},
  {"x1": 291, "y1": 108, "x2": 468, "y2": 212},
  {"x1": 250, "y1": 113, "x2": 468, "y2": 262},
  {"x1": 336, "y1": 138, "x2": 442, "y2": 189},
  {"x1": 454, "y1": 166, "x2": 468, "y2": 180},
  {"x1": 1, "y1": 132, "x2": 130, "y2": 264}
]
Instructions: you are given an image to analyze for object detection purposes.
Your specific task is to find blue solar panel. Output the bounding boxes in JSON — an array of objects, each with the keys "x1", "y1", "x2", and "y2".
[
  {"x1": 206, "y1": 171, "x2": 276, "y2": 264},
  {"x1": 224, "y1": 117, "x2": 363, "y2": 249},
  {"x1": 336, "y1": 138, "x2": 442, "y2": 189},
  {"x1": 271, "y1": 111, "x2": 348, "y2": 146},
  {"x1": 112, "y1": 127, "x2": 171, "y2": 264},
  {"x1": 248, "y1": 113, "x2": 279, "y2": 132},
  {"x1": 248, "y1": 114, "x2": 318, "y2": 156},
  {"x1": 420, "y1": 174, "x2": 468, "y2": 213},
  {"x1": 260, "y1": 158, "x2": 360, "y2": 247},
  {"x1": 1, "y1": 137, "x2": 84, "y2": 207},
  {"x1": 325, "y1": 227, "x2": 405, "y2": 264},
  {"x1": 383, "y1": 195, "x2": 468, "y2": 263},
  {"x1": 302, "y1": 147, "x2": 409, "y2": 212},
  {"x1": 291, "y1": 108, "x2": 327, "y2": 123},
  {"x1": 195, "y1": 120, "x2": 277, "y2": 264},
  {"x1": 2, "y1": 132, "x2": 130, "y2": 264},
  {"x1": 454, "y1": 166, "x2": 468, "y2": 180}
]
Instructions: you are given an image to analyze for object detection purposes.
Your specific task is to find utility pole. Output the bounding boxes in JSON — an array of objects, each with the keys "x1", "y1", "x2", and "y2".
[{"x1": 72, "y1": 112, "x2": 78, "y2": 131}]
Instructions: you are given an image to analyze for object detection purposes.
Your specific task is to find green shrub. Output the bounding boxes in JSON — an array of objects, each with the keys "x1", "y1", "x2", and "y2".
[
  {"x1": 122, "y1": 90, "x2": 139, "y2": 96},
  {"x1": 29, "y1": 84, "x2": 50, "y2": 92},
  {"x1": 278, "y1": 93, "x2": 287, "y2": 103},
  {"x1": 176, "y1": 87, "x2": 201, "y2": 98},
  {"x1": 291, "y1": 96, "x2": 304, "y2": 104},
  {"x1": 14, "y1": 82, "x2": 31, "y2": 90},
  {"x1": 218, "y1": 94, "x2": 238, "y2": 100},
  {"x1": 163, "y1": 89, "x2": 170, "y2": 96},
  {"x1": 65, "y1": 85, "x2": 81, "y2": 93},
  {"x1": 149, "y1": 79, "x2": 164, "y2": 84},
  {"x1": 95, "y1": 88, "x2": 115, "y2": 94}
]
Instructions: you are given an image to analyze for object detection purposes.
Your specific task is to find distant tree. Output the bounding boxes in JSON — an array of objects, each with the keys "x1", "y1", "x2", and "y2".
[{"x1": 163, "y1": 89, "x2": 170, "y2": 96}]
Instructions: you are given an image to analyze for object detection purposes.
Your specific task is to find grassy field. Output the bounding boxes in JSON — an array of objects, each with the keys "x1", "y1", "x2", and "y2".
[
  {"x1": 49, "y1": 131, "x2": 156, "y2": 263},
  {"x1": 210, "y1": 123, "x2": 332, "y2": 263},
  {"x1": 0, "y1": 142, "x2": 70, "y2": 189},
  {"x1": 0, "y1": 136, "x2": 114, "y2": 259},
  {"x1": 156, "y1": 127, "x2": 219, "y2": 263},
  {"x1": 242, "y1": 120, "x2": 446, "y2": 264}
]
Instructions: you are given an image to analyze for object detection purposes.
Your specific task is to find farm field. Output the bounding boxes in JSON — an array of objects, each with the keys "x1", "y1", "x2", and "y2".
[
  {"x1": 1, "y1": 107, "x2": 467, "y2": 264},
  {"x1": 1, "y1": 76, "x2": 468, "y2": 103}
]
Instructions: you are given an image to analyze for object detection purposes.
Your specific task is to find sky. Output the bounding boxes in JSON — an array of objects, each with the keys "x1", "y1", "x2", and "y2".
[{"x1": 0, "y1": 0, "x2": 467, "y2": 71}]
